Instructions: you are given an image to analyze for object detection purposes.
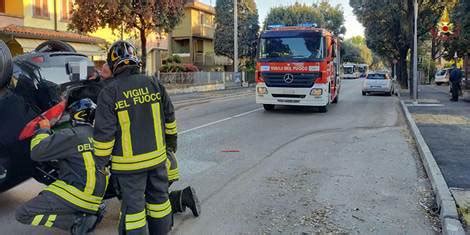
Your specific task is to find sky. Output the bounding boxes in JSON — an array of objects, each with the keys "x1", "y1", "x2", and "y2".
[{"x1": 201, "y1": 0, "x2": 365, "y2": 39}]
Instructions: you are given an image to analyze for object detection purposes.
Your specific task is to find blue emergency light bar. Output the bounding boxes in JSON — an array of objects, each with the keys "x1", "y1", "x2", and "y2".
[{"x1": 267, "y1": 23, "x2": 318, "y2": 30}]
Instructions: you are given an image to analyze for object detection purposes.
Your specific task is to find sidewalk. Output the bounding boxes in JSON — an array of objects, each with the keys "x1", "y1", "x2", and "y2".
[{"x1": 401, "y1": 85, "x2": 470, "y2": 231}]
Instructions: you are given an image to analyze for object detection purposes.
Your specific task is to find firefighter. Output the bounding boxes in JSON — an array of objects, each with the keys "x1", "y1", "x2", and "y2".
[
  {"x1": 449, "y1": 64, "x2": 462, "y2": 102},
  {"x1": 93, "y1": 41, "x2": 175, "y2": 234},
  {"x1": 15, "y1": 98, "x2": 108, "y2": 234},
  {"x1": 93, "y1": 56, "x2": 200, "y2": 219}
]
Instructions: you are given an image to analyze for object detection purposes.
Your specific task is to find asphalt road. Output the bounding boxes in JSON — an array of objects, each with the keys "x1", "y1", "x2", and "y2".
[{"x1": 0, "y1": 80, "x2": 439, "y2": 234}]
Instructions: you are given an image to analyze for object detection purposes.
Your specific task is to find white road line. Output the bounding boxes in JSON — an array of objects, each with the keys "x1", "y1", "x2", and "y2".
[{"x1": 180, "y1": 108, "x2": 263, "y2": 135}]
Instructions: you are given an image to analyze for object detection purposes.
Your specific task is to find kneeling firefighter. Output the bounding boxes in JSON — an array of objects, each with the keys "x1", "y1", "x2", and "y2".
[{"x1": 16, "y1": 98, "x2": 109, "y2": 234}]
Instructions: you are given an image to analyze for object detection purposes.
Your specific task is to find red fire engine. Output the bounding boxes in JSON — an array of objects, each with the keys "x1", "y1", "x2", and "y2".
[{"x1": 256, "y1": 23, "x2": 341, "y2": 112}]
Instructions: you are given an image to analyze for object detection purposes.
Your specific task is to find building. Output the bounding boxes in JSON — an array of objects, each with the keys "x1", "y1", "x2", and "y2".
[
  {"x1": 0, "y1": 0, "x2": 105, "y2": 59},
  {"x1": 170, "y1": 0, "x2": 230, "y2": 69}
]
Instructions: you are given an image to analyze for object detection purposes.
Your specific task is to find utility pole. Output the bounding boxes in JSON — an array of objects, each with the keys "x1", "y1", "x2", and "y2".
[
  {"x1": 233, "y1": 0, "x2": 238, "y2": 73},
  {"x1": 412, "y1": 0, "x2": 419, "y2": 102}
]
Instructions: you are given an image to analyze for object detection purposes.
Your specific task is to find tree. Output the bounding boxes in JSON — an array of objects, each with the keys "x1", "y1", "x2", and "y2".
[
  {"x1": 445, "y1": 0, "x2": 470, "y2": 61},
  {"x1": 341, "y1": 38, "x2": 373, "y2": 65},
  {"x1": 350, "y1": 0, "x2": 444, "y2": 88},
  {"x1": 69, "y1": 0, "x2": 185, "y2": 69},
  {"x1": 214, "y1": 0, "x2": 260, "y2": 66},
  {"x1": 264, "y1": 1, "x2": 346, "y2": 36}
]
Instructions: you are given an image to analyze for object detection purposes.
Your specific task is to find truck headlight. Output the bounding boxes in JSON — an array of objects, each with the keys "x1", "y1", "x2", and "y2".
[
  {"x1": 310, "y1": 88, "x2": 323, "y2": 97},
  {"x1": 257, "y1": 87, "x2": 268, "y2": 95}
]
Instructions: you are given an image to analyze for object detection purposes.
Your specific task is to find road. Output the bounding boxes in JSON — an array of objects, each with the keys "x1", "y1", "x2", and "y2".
[{"x1": 0, "y1": 79, "x2": 439, "y2": 234}]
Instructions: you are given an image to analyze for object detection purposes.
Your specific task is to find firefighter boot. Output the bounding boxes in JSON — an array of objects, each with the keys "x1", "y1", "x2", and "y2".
[
  {"x1": 169, "y1": 190, "x2": 186, "y2": 213},
  {"x1": 88, "y1": 203, "x2": 106, "y2": 232},
  {"x1": 71, "y1": 214, "x2": 98, "y2": 235},
  {"x1": 182, "y1": 186, "x2": 201, "y2": 217}
]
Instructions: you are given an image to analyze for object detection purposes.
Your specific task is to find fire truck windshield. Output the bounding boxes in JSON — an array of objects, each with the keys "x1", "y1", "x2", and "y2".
[{"x1": 258, "y1": 32, "x2": 324, "y2": 62}]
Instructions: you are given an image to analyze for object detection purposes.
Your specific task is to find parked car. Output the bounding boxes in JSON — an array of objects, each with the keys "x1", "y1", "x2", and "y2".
[
  {"x1": 0, "y1": 40, "x2": 104, "y2": 193},
  {"x1": 434, "y1": 68, "x2": 450, "y2": 86},
  {"x1": 362, "y1": 72, "x2": 394, "y2": 96}
]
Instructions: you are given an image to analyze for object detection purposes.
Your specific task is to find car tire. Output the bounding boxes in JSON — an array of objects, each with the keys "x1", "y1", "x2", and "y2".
[
  {"x1": 362, "y1": 91, "x2": 366, "y2": 96},
  {"x1": 318, "y1": 105, "x2": 328, "y2": 113},
  {"x1": 0, "y1": 41, "x2": 13, "y2": 89},
  {"x1": 436, "y1": 82, "x2": 441, "y2": 86},
  {"x1": 386, "y1": 91, "x2": 392, "y2": 96},
  {"x1": 263, "y1": 104, "x2": 275, "y2": 111},
  {"x1": 35, "y1": 40, "x2": 76, "y2": 53}
]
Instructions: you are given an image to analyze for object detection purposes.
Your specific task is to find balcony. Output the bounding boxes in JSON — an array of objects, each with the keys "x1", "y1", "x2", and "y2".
[{"x1": 192, "y1": 25, "x2": 214, "y2": 39}]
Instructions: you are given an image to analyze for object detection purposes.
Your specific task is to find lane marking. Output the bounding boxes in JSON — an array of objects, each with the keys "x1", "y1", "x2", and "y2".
[{"x1": 180, "y1": 108, "x2": 263, "y2": 135}]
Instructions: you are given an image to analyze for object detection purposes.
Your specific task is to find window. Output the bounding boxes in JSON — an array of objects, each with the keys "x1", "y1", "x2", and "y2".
[
  {"x1": 0, "y1": 0, "x2": 5, "y2": 13},
  {"x1": 34, "y1": 0, "x2": 49, "y2": 18},
  {"x1": 61, "y1": 0, "x2": 73, "y2": 20}
]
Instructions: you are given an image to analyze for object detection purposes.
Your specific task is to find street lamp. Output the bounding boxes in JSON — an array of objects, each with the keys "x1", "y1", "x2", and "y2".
[
  {"x1": 234, "y1": 0, "x2": 238, "y2": 74},
  {"x1": 412, "y1": 0, "x2": 418, "y2": 102}
]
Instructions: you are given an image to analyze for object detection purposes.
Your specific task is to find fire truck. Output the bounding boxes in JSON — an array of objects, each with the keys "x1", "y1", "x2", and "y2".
[{"x1": 255, "y1": 23, "x2": 341, "y2": 112}]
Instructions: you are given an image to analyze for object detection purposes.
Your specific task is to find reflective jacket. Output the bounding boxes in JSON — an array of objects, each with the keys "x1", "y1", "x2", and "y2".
[
  {"x1": 93, "y1": 66, "x2": 177, "y2": 174},
  {"x1": 30, "y1": 124, "x2": 109, "y2": 213}
]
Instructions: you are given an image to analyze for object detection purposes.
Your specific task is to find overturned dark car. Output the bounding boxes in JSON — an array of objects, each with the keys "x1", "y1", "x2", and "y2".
[{"x1": 0, "y1": 40, "x2": 104, "y2": 193}]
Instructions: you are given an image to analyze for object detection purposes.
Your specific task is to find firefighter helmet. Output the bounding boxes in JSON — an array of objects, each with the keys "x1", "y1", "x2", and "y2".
[
  {"x1": 68, "y1": 98, "x2": 97, "y2": 125},
  {"x1": 106, "y1": 40, "x2": 140, "y2": 73}
]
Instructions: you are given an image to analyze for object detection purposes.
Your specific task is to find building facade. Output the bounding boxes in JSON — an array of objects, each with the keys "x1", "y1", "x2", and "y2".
[
  {"x1": 0, "y1": 0, "x2": 105, "y2": 58},
  {"x1": 170, "y1": 0, "x2": 219, "y2": 68}
]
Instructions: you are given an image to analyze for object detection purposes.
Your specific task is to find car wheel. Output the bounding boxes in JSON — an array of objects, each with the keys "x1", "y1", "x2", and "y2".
[
  {"x1": 362, "y1": 91, "x2": 366, "y2": 96},
  {"x1": 386, "y1": 91, "x2": 392, "y2": 96},
  {"x1": 318, "y1": 105, "x2": 328, "y2": 113},
  {"x1": 35, "y1": 40, "x2": 76, "y2": 53},
  {"x1": 263, "y1": 104, "x2": 275, "y2": 111},
  {"x1": 0, "y1": 41, "x2": 13, "y2": 89},
  {"x1": 436, "y1": 82, "x2": 441, "y2": 86}
]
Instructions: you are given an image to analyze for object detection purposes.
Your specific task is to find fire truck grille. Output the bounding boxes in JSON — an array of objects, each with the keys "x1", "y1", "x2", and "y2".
[{"x1": 262, "y1": 72, "x2": 319, "y2": 88}]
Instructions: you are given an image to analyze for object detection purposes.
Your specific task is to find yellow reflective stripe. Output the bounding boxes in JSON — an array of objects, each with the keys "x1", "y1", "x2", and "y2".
[
  {"x1": 112, "y1": 148, "x2": 166, "y2": 163},
  {"x1": 94, "y1": 148, "x2": 113, "y2": 157},
  {"x1": 118, "y1": 111, "x2": 133, "y2": 157},
  {"x1": 45, "y1": 180, "x2": 101, "y2": 212},
  {"x1": 146, "y1": 200, "x2": 172, "y2": 219},
  {"x1": 30, "y1": 133, "x2": 50, "y2": 150},
  {"x1": 146, "y1": 199, "x2": 171, "y2": 211},
  {"x1": 31, "y1": 214, "x2": 44, "y2": 226},
  {"x1": 93, "y1": 138, "x2": 114, "y2": 157},
  {"x1": 125, "y1": 210, "x2": 146, "y2": 222},
  {"x1": 168, "y1": 172, "x2": 179, "y2": 181},
  {"x1": 126, "y1": 218, "x2": 146, "y2": 231},
  {"x1": 165, "y1": 121, "x2": 177, "y2": 129},
  {"x1": 151, "y1": 103, "x2": 165, "y2": 150},
  {"x1": 44, "y1": 214, "x2": 56, "y2": 227},
  {"x1": 165, "y1": 128, "x2": 177, "y2": 135},
  {"x1": 82, "y1": 152, "x2": 96, "y2": 195},
  {"x1": 51, "y1": 180, "x2": 102, "y2": 203},
  {"x1": 93, "y1": 138, "x2": 115, "y2": 149},
  {"x1": 112, "y1": 152, "x2": 167, "y2": 171}
]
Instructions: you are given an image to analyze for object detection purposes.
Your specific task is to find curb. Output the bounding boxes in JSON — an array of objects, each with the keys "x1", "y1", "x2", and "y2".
[{"x1": 399, "y1": 100, "x2": 465, "y2": 235}]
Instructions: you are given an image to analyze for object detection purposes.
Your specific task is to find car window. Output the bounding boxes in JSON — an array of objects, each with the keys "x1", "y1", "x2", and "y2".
[{"x1": 367, "y1": 74, "x2": 386, "y2": 80}]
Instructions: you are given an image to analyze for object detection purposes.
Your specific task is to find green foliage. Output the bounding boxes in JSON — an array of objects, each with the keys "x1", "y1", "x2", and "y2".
[
  {"x1": 341, "y1": 37, "x2": 373, "y2": 65},
  {"x1": 446, "y1": 1, "x2": 470, "y2": 60},
  {"x1": 69, "y1": 0, "x2": 185, "y2": 69},
  {"x1": 166, "y1": 55, "x2": 182, "y2": 64},
  {"x1": 350, "y1": 0, "x2": 444, "y2": 87},
  {"x1": 264, "y1": 1, "x2": 346, "y2": 35},
  {"x1": 214, "y1": 0, "x2": 260, "y2": 61}
]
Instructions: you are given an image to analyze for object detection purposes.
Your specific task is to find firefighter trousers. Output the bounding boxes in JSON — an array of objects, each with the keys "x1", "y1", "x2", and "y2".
[
  {"x1": 116, "y1": 164, "x2": 172, "y2": 235},
  {"x1": 15, "y1": 191, "x2": 79, "y2": 231}
]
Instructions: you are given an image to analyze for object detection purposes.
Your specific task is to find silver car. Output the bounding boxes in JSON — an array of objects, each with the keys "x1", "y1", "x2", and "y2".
[{"x1": 362, "y1": 72, "x2": 394, "y2": 96}]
